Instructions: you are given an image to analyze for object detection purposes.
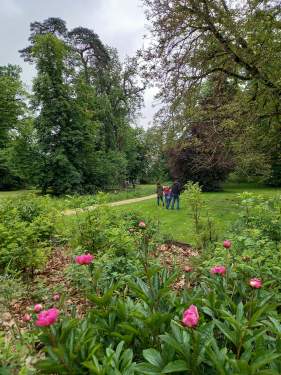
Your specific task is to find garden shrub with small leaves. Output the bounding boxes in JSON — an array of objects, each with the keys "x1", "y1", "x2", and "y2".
[
  {"x1": 199, "y1": 194, "x2": 281, "y2": 287},
  {"x1": 67, "y1": 208, "x2": 159, "y2": 289},
  {"x1": 0, "y1": 195, "x2": 58, "y2": 277}
]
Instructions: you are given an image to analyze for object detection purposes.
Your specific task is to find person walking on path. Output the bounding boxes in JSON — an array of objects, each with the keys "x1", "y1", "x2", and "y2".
[
  {"x1": 170, "y1": 180, "x2": 181, "y2": 209},
  {"x1": 163, "y1": 185, "x2": 172, "y2": 209},
  {"x1": 156, "y1": 182, "x2": 164, "y2": 207}
]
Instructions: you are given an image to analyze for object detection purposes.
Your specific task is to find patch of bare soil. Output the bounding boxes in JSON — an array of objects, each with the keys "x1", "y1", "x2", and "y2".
[
  {"x1": 1, "y1": 247, "x2": 90, "y2": 332},
  {"x1": 153, "y1": 241, "x2": 199, "y2": 290}
]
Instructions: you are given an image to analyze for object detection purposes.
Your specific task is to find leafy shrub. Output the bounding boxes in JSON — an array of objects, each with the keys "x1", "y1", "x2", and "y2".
[
  {"x1": 199, "y1": 193, "x2": 281, "y2": 286},
  {"x1": 183, "y1": 182, "x2": 219, "y2": 248},
  {"x1": 0, "y1": 331, "x2": 38, "y2": 375},
  {"x1": 56, "y1": 194, "x2": 99, "y2": 210},
  {"x1": 67, "y1": 209, "x2": 158, "y2": 290},
  {"x1": 5, "y1": 191, "x2": 281, "y2": 374},
  {"x1": 33, "y1": 198, "x2": 281, "y2": 373},
  {"x1": 0, "y1": 195, "x2": 57, "y2": 277},
  {"x1": 35, "y1": 263, "x2": 281, "y2": 374}
]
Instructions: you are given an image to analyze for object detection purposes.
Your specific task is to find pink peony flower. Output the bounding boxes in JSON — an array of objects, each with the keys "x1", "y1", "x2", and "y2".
[
  {"x1": 223, "y1": 240, "x2": 232, "y2": 249},
  {"x1": 211, "y1": 266, "x2": 226, "y2": 276},
  {"x1": 138, "y1": 221, "x2": 146, "y2": 228},
  {"x1": 75, "y1": 254, "x2": 94, "y2": 265},
  {"x1": 23, "y1": 313, "x2": 31, "y2": 322},
  {"x1": 53, "y1": 293, "x2": 60, "y2": 301},
  {"x1": 249, "y1": 278, "x2": 262, "y2": 289},
  {"x1": 35, "y1": 308, "x2": 59, "y2": 327},
  {"x1": 34, "y1": 304, "x2": 43, "y2": 313},
  {"x1": 182, "y1": 305, "x2": 199, "y2": 328},
  {"x1": 183, "y1": 265, "x2": 192, "y2": 273}
]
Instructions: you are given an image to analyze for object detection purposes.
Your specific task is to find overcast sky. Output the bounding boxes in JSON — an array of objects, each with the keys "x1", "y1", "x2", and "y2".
[{"x1": 0, "y1": 0, "x2": 158, "y2": 128}]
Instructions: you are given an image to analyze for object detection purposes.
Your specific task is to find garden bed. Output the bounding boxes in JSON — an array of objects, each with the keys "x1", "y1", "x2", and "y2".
[{"x1": 0, "y1": 247, "x2": 91, "y2": 333}]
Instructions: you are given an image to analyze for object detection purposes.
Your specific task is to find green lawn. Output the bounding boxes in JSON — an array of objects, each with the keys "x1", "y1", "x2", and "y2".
[
  {"x1": 3, "y1": 182, "x2": 281, "y2": 245},
  {"x1": 0, "y1": 189, "x2": 35, "y2": 199},
  {"x1": 113, "y1": 183, "x2": 281, "y2": 244}
]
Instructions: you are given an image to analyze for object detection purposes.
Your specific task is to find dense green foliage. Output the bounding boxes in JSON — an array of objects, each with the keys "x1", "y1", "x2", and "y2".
[
  {"x1": 0, "y1": 65, "x2": 27, "y2": 190},
  {"x1": 167, "y1": 77, "x2": 235, "y2": 190},
  {"x1": 32, "y1": 33, "x2": 86, "y2": 194},
  {"x1": 30, "y1": 194, "x2": 281, "y2": 374},
  {"x1": 143, "y1": 0, "x2": 281, "y2": 189},
  {"x1": 36, "y1": 268, "x2": 281, "y2": 374},
  {"x1": 1, "y1": 191, "x2": 281, "y2": 373},
  {"x1": 1, "y1": 18, "x2": 146, "y2": 194},
  {"x1": 200, "y1": 193, "x2": 281, "y2": 278},
  {"x1": 23, "y1": 18, "x2": 145, "y2": 194},
  {"x1": 0, "y1": 196, "x2": 57, "y2": 278}
]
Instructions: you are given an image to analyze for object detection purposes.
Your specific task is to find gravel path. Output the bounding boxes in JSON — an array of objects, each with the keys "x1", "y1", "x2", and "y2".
[{"x1": 63, "y1": 194, "x2": 156, "y2": 216}]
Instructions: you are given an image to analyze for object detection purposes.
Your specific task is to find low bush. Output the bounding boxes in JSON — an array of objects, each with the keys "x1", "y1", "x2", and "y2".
[
  {"x1": 199, "y1": 193, "x2": 281, "y2": 285},
  {"x1": 66, "y1": 209, "x2": 159, "y2": 290},
  {"x1": 0, "y1": 195, "x2": 57, "y2": 278},
  {"x1": 183, "y1": 182, "x2": 219, "y2": 248},
  {"x1": 34, "y1": 261, "x2": 281, "y2": 374}
]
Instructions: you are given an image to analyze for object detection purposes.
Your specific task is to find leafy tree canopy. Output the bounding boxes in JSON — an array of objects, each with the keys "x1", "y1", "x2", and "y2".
[{"x1": 143, "y1": 0, "x2": 281, "y2": 188}]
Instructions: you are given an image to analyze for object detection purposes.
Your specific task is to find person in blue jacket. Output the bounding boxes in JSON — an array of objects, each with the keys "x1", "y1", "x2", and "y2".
[{"x1": 170, "y1": 180, "x2": 181, "y2": 210}]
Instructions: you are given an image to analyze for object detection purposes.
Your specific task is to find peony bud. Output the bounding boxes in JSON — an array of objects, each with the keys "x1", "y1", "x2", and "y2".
[
  {"x1": 182, "y1": 305, "x2": 199, "y2": 328},
  {"x1": 138, "y1": 221, "x2": 146, "y2": 228},
  {"x1": 34, "y1": 304, "x2": 43, "y2": 313},
  {"x1": 249, "y1": 278, "x2": 262, "y2": 289},
  {"x1": 223, "y1": 240, "x2": 232, "y2": 249},
  {"x1": 75, "y1": 254, "x2": 94, "y2": 265},
  {"x1": 23, "y1": 313, "x2": 31, "y2": 322},
  {"x1": 53, "y1": 293, "x2": 60, "y2": 301},
  {"x1": 35, "y1": 308, "x2": 59, "y2": 327},
  {"x1": 183, "y1": 265, "x2": 192, "y2": 273},
  {"x1": 210, "y1": 265, "x2": 226, "y2": 276}
]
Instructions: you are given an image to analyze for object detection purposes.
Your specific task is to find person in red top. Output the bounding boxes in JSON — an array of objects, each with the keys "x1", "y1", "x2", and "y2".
[{"x1": 163, "y1": 185, "x2": 172, "y2": 209}]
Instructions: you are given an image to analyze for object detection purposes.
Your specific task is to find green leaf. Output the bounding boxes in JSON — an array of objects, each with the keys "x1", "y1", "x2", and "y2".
[
  {"x1": 160, "y1": 332, "x2": 190, "y2": 359},
  {"x1": 162, "y1": 360, "x2": 188, "y2": 373},
  {"x1": 252, "y1": 352, "x2": 281, "y2": 371},
  {"x1": 202, "y1": 306, "x2": 214, "y2": 318},
  {"x1": 135, "y1": 363, "x2": 161, "y2": 374},
  {"x1": 87, "y1": 283, "x2": 118, "y2": 305},
  {"x1": 206, "y1": 341, "x2": 227, "y2": 375},
  {"x1": 236, "y1": 302, "x2": 244, "y2": 322},
  {"x1": 143, "y1": 349, "x2": 163, "y2": 368},
  {"x1": 115, "y1": 341, "x2": 125, "y2": 362},
  {"x1": 215, "y1": 320, "x2": 237, "y2": 346},
  {"x1": 268, "y1": 317, "x2": 281, "y2": 334}
]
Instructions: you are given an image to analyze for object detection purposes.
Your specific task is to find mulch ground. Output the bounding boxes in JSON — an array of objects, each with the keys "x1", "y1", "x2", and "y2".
[
  {"x1": 0, "y1": 247, "x2": 90, "y2": 332},
  {"x1": 154, "y1": 241, "x2": 199, "y2": 290},
  {"x1": 1, "y1": 241, "x2": 198, "y2": 331}
]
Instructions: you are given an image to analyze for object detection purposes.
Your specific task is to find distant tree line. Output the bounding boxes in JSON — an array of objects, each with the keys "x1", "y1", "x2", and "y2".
[
  {"x1": 3, "y1": 2, "x2": 281, "y2": 194},
  {"x1": 0, "y1": 18, "x2": 148, "y2": 194}
]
